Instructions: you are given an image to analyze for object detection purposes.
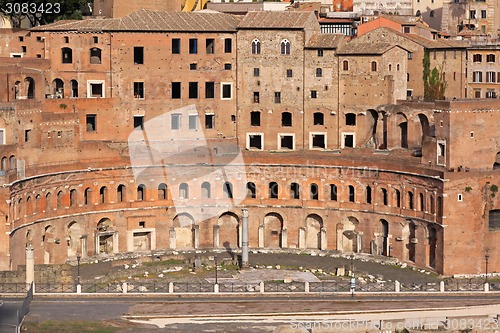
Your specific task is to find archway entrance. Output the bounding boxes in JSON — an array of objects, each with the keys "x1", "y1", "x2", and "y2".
[
  {"x1": 337, "y1": 216, "x2": 358, "y2": 253},
  {"x1": 96, "y1": 218, "x2": 117, "y2": 255},
  {"x1": 428, "y1": 227, "x2": 437, "y2": 269},
  {"x1": 173, "y1": 213, "x2": 196, "y2": 249},
  {"x1": 218, "y1": 212, "x2": 239, "y2": 250},
  {"x1": 305, "y1": 214, "x2": 323, "y2": 249},
  {"x1": 264, "y1": 213, "x2": 283, "y2": 248}
]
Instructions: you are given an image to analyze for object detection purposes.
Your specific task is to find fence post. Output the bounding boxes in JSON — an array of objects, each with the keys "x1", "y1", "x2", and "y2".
[
  {"x1": 259, "y1": 281, "x2": 264, "y2": 293},
  {"x1": 76, "y1": 284, "x2": 81, "y2": 294},
  {"x1": 485, "y1": 282, "x2": 490, "y2": 293},
  {"x1": 214, "y1": 284, "x2": 219, "y2": 293},
  {"x1": 169, "y1": 282, "x2": 174, "y2": 294},
  {"x1": 395, "y1": 280, "x2": 400, "y2": 293},
  {"x1": 122, "y1": 282, "x2": 128, "y2": 294},
  {"x1": 305, "y1": 281, "x2": 309, "y2": 293},
  {"x1": 439, "y1": 281, "x2": 445, "y2": 292}
]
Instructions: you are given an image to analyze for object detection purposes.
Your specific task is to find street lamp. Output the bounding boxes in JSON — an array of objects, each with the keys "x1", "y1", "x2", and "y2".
[
  {"x1": 350, "y1": 254, "x2": 355, "y2": 298},
  {"x1": 485, "y1": 254, "x2": 490, "y2": 283},
  {"x1": 76, "y1": 254, "x2": 81, "y2": 285},
  {"x1": 214, "y1": 255, "x2": 218, "y2": 285}
]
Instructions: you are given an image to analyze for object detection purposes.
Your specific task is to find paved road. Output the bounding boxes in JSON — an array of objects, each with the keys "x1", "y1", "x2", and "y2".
[
  {"x1": 23, "y1": 295, "x2": 500, "y2": 332},
  {"x1": 0, "y1": 298, "x2": 23, "y2": 333}
]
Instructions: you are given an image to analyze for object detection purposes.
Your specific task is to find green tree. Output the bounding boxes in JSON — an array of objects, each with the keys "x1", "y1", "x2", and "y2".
[
  {"x1": 423, "y1": 49, "x2": 448, "y2": 101},
  {"x1": 0, "y1": 0, "x2": 90, "y2": 28}
]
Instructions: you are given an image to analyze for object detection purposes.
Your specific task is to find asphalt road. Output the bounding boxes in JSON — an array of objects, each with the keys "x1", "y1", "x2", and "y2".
[
  {"x1": 23, "y1": 295, "x2": 500, "y2": 333},
  {"x1": 0, "y1": 298, "x2": 23, "y2": 333}
]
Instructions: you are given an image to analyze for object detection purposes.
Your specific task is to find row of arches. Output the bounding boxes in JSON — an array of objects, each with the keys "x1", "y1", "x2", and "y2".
[
  {"x1": 251, "y1": 39, "x2": 290, "y2": 55},
  {"x1": 0, "y1": 155, "x2": 16, "y2": 172},
  {"x1": 28, "y1": 211, "x2": 439, "y2": 270},
  {"x1": 61, "y1": 47, "x2": 102, "y2": 64}
]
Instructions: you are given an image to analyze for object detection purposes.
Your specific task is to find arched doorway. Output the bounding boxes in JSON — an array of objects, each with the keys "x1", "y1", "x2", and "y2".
[
  {"x1": 173, "y1": 213, "x2": 196, "y2": 249},
  {"x1": 417, "y1": 113, "x2": 430, "y2": 146},
  {"x1": 218, "y1": 212, "x2": 239, "y2": 250},
  {"x1": 25, "y1": 77, "x2": 35, "y2": 99},
  {"x1": 428, "y1": 226, "x2": 437, "y2": 269},
  {"x1": 263, "y1": 212, "x2": 283, "y2": 248},
  {"x1": 305, "y1": 214, "x2": 323, "y2": 249},
  {"x1": 337, "y1": 216, "x2": 359, "y2": 253},
  {"x1": 494, "y1": 152, "x2": 500, "y2": 170},
  {"x1": 42, "y1": 225, "x2": 54, "y2": 264},
  {"x1": 96, "y1": 218, "x2": 116, "y2": 255},
  {"x1": 397, "y1": 113, "x2": 408, "y2": 148},
  {"x1": 67, "y1": 221, "x2": 83, "y2": 257},
  {"x1": 52, "y1": 78, "x2": 64, "y2": 98}
]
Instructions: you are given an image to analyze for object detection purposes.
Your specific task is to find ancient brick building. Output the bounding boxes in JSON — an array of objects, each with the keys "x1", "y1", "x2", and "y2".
[{"x1": 0, "y1": 10, "x2": 499, "y2": 276}]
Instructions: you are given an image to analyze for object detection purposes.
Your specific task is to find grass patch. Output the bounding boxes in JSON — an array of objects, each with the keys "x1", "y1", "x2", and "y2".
[
  {"x1": 142, "y1": 259, "x2": 185, "y2": 267},
  {"x1": 23, "y1": 320, "x2": 119, "y2": 333}
]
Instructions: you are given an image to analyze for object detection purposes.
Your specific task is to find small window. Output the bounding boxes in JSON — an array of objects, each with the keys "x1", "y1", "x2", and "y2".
[
  {"x1": 18, "y1": 36, "x2": 24, "y2": 42},
  {"x1": 315, "y1": 68, "x2": 322, "y2": 77},
  {"x1": 189, "y1": 82, "x2": 198, "y2": 99},
  {"x1": 206, "y1": 38, "x2": 215, "y2": 54},
  {"x1": 371, "y1": 61, "x2": 377, "y2": 71},
  {"x1": 133, "y1": 116, "x2": 144, "y2": 130},
  {"x1": 22, "y1": 46, "x2": 26, "y2": 53},
  {"x1": 348, "y1": 185, "x2": 355, "y2": 202},
  {"x1": 224, "y1": 38, "x2": 232, "y2": 53},
  {"x1": 473, "y1": 54, "x2": 482, "y2": 62},
  {"x1": 172, "y1": 38, "x2": 181, "y2": 54},
  {"x1": 205, "y1": 82, "x2": 215, "y2": 99},
  {"x1": 408, "y1": 52, "x2": 413, "y2": 60},
  {"x1": 134, "y1": 46, "x2": 144, "y2": 64},
  {"x1": 330, "y1": 184, "x2": 338, "y2": 201},
  {"x1": 346, "y1": 113, "x2": 356, "y2": 126},
  {"x1": 25, "y1": 129, "x2": 31, "y2": 142},
  {"x1": 487, "y1": 54, "x2": 496, "y2": 62},
  {"x1": 280, "y1": 135, "x2": 294, "y2": 150},
  {"x1": 221, "y1": 83, "x2": 232, "y2": 99},
  {"x1": 86, "y1": 114, "x2": 96, "y2": 132},
  {"x1": 139, "y1": 221, "x2": 145, "y2": 228},
  {"x1": 90, "y1": 47, "x2": 102, "y2": 64},
  {"x1": 224, "y1": 63, "x2": 232, "y2": 70},
  {"x1": 311, "y1": 90, "x2": 317, "y2": 99},
  {"x1": 313, "y1": 112, "x2": 324, "y2": 125},
  {"x1": 251, "y1": 111, "x2": 261, "y2": 126},
  {"x1": 253, "y1": 68, "x2": 260, "y2": 77},
  {"x1": 253, "y1": 92, "x2": 260, "y2": 103},
  {"x1": 172, "y1": 82, "x2": 181, "y2": 99},
  {"x1": 137, "y1": 184, "x2": 146, "y2": 201},
  {"x1": 430, "y1": 10, "x2": 435, "y2": 17},
  {"x1": 201, "y1": 182, "x2": 211, "y2": 199},
  {"x1": 269, "y1": 182, "x2": 279, "y2": 199},
  {"x1": 281, "y1": 112, "x2": 292, "y2": 127},
  {"x1": 189, "y1": 39, "x2": 198, "y2": 54},
  {"x1": 274, "y1": 92, "x2": 281, "y2": 104},
  {"x1": 171, "y1": 114, "x2": 181, "y2": 130},
  {"x1": 481, "y1": 10, "x2": 487, "y2": 18},
  {"x1": 179, "y1": 183, "x2": 189, "y2": 199},
  {"x1": 62, "y1": 47, "x2": 73, "y2": 64},
  {"x1": 93, "y1": 36, "x2": 98, "y2": 43},
  {"x1": 311, "y1": 134, "x2": 326, "y2": 149},
  {"x1": 205, "y1": 114, "x2": 215, "y2": 129},
  {"x1": 286, "y1": 69, "x2": 293, "y2": 78},
  {"x1": 317, "y1": 49, "x2": 324, "y2": 57},
  {"x1": 189, "y1": 114, "x2": 198, "y2": 130},
  {"x1": 248, "y1": 134, "x2": 263, "y2": 150},
  {"x1": 64, "y1": 36, "x2": 69, "y2": 43},
  {"x1": 343, "y1": 60, "x2": 349, "y2": 71},
  {"x1": 247, "y1": 182, "x2": 256, "y2": 198},
  {"x1": 252, "y1": 39, "x2": 261, "y2": 54},
  {"x1": 190, "y1": 63, "x2": 197, "y2": 70},
  {"x1": 290, "y1": 183, "x2": 300, "y2": 199},
  {"x1": 223, "y1": 182, "x2": 233, "y2": 199},
  {"x1": 403, "y1": 26, "x2": 410, "y2": 33},
  {"x1": 310, "y1": 183, "x2": 319, "y2": 200},
  {"x1": 133, "y1": 82, "x2": 144, "y2": 99},
  {"x1": 458, "y1": 194, "x2": 463, "y2": 202}
]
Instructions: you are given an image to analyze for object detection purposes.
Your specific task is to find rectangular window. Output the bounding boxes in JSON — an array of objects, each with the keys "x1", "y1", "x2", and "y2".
[
  {"x1": 253, "y1": 68, "x2": 260, "y2": 77},
  {"x1": 470, "y1": 10, "x2": 476, "y2": 19},
  {"x1": 247, "y1": 134, "x2": 263, "y2": 150},
  {"x1": 172, "y1": 38, "x2": 181, "y2": 54},
  {"x1": 93, "y1": 36, "x2": 98, "y2": 43},
  {"x1": 224, "y1": 63, "x2": 232, "y2": 70},
  {"x1": 205, "y1": 82, "x2": 215, "y2": 98},
  {"x1": 403, "y1": 26, "x2": 410, "y2": 33},
  {"x1": 134, "y1": 46, "x2": 144, "y2": 64},
  {"x1": 64, "y1": 36, "x2": 69, "y2": 43},
  {"x1": 90, "y1": 83, "x2": 103, "y2": 97},
  {"x1": 25, "y1": 129, "x2": 31, "y2": 142},
  {"x1": 205, "y1": 114, "x2": 214, "y2": 129},
  {"x1": 133, "y1": 116, "x2": 144, "y2": 130},
  {"x1": 311, "y1": 90, "x2": 317, "y2": 99},
  {"x1": 311, "y1": 134, "x2": 326, "y2": 149},
  {"x1": 408, "y1": 52, "x2": 412, "y2": 60},
  {"x1": 0, "y1": 129, "x2": 4, "y2": 145},
  {"x1": 189, "y1": 115, "x2": 198, "y2": 130},
  {"x1": 473, "y1": 71, "x2": 483, "y2": 82},
  {"x1": 224, "y1": 38, "x2": 232, "y2": 53},
  {"x1": 486, "y1": 90, "x2": 497, "y2": 98},
  {"x1": 253, "y1": 92, "x2": 260, "y2": 103},
  {"x1": 474, "y1": 90, "x2": 481, "y2": 98},
  {"x1": 206, "y1": 38, "x2": 214, "y2": 54},
  {"x1": 172, "y1": 82, "x2": 181, "y2": 99},
  {"x1": 190, "y1": 63, "x2": 197, "y2": 70},
  {"x1": 481, "y1": 10, "x2": 486, "y2": 18},
  {"x1": 279, "y1": 134, "x2": 294, "y2": 150},
  {"x1": 486, "y1": 71, "x2": 496, "y2": 83},
  {"x1": 317, "y1": 49, "x2": 323, "y2": 57},
  {"x1": 189, "y1": 82, "x2": 198, "y2": 99},
  {"x1": 286, "y1": 69, "x2": 293, "y2": 78},
  {"x1": 274, "y1": 92, "x2": 281, "y2": 104},
  {"x1": 189, "y1": 39, "x2": 198, "y2": 54},
  {"x1": 250, "y1": 111, "x2": 261, "y2": 126},
  {"x1": 221, "y1": 83, "x2": 232, "y2": 99},
  {"x1": 171, "y1": 114, "x2": 181, "y2": 130},
  {"x1": 86, "y1": 114, "x2": 96, "y2": 132},
  {"x1": 133, "y1": 82, "x2": 144, "y2": 99}
]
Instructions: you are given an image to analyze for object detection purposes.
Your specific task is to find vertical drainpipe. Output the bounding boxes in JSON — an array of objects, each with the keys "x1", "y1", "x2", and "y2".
[
  {"x1": 302, "y1": 29, "x2": 306, "y2": 151},
  {"x1": 109, "y1": 32, "x2": 113, "y2": 98},
  {"x1": 235, "y1": 30, "x2": 239, "y2": 145},
  {"x1": 337, "y1": 49, "x2": 341, "y2": 149}
]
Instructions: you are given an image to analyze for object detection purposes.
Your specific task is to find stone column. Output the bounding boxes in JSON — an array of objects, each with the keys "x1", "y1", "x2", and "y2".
[
  {"x1": 320, "y1": 228, "x2": 327, "y2": 251},
  {"x1": 169, "y1": 227, "x2": 176, "y2": 250},
  {"x1": 213, "y1": 225, "x2": 220, "y2": 248},
  {"x1": 193, "y1": 225, "x2": 200, "y2": 249},
  {"x1": 281, "y1": 228, "x2": 288, "y2": 248},
  {"x1": 25, "y1": 245, "x2": 34, "y2": 287},
  {"x1": 241, "y1": 209, "x2": 249, "y2": 268},
  {"x1": 258, "y1": 225, "x2": 264, "y2": 248},
  {"x1": 298, "y1": 227, "x2": 306, "y2": 249}
]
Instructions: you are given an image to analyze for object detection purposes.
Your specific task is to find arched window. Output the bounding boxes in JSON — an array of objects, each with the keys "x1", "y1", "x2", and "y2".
[
  {"x1": 348, "y1": 185, "x2": 355, "y2": 202},
  {"x1": 117, "y1": 184, "x2": 126, "y2": 202},
  {"x1": 179, "y1": 183, "x2": 189, "y2": 199},
  {"x1": 280, "y1": 39, "x2": 290, "y2": 55},
  {"x1": 223, "y1": 182, "x2": 233, "y2": 199},
  {"x1": 70, "y1": 189, "x2": 77, "y2": 207},
  {"x1": 330, "y1": 184, "x2": 338, "y2": 201},
  {"x1": 343, "y1": 60, "x2": 349, "y2": 71},
  {"x1": 290, "y1": 182, "x2": 300, "y2": 199},
  {"x1": 395, "y1": 189, "x2": 401, "y2": 207},
  {"x1": 381, "y1": 188, "x2": 388, "y2": 205},
  {"x1": 52, "y1": 78, "x2": 64, "y2": 98},
  {"x1": 158, "y1": 183, "x2": 167, "y2": 200},
  {"x1": 90, "y1": 47, "x2": 102, "y2": 64},
  {"x1": 371, "y1": 61, "x2": 377, "y2": 72},
  {"x1": 366, "y1": 185, "x2": 372, "y2": 204},
  {"x1": 419, "y1": 193, "x2": 425, "y2": 211},
  {"x1": 315, "y1": 68, "x2": 323, "y2": 77},
  {"x1": 430, "y1": 10, "x2": 435, "y2": 17},
  {"x1": 62, "y1": 47, "x2": 73, "y2": 63},
  {"x1": 1, "y1": 157, "x2": 6, "y2": 171},
  {"x1": 408, "y1": 191, "x2": 414, "y2": 209},
  {"x1": 57, "y1": 190, "x2": 64, "y2": 208},
  {"x1": 310, "y1": 183, "x2": 319, "y2": 200},
  {"x1": 269, "y1": 182, "x2": 279, "y2": 199},
  {"x1": 137, "y1": 184, "x2": 146, "y2": 201},
  {"x1": 70, "y1": 80, "x2": 78, "y2": 98},
  {"x1": 246, "y1": 182, "x2": 256, "y2": 198},
  {"x1": 313, "y1": 112, "x2": 324, "y2": 125},
  {"x1": 201, "y1": 182, "x2": 211, "y2": 199},
  {"x1": 281, "y1": 112, "x2": 292, "y2": 127},
  {"x1": 84, "y1": 188, "x2": 91, "y2": 205},
  {"x1": 252, "y1": 39, "x2": 261, "y2": 54},
  {"x1": 100, "y1": 186, "x2": 108, "y2": 203},
  {"x1": 35, "y1": 194, "x2": 40, "y2": 213},
  {"x1": 25, "y1": 77, "x2": 35, "y2": 99},
  {"x1": 9, "y1": 155, "x2": 16, "y2": 169}
]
